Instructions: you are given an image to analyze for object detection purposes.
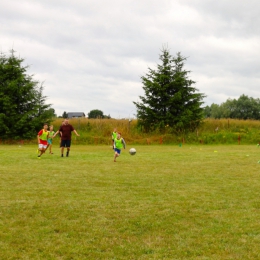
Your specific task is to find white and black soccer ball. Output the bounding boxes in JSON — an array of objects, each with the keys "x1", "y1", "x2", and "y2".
[{"x1": 129, "y1": 148, "x2": 136, "y2": 155}]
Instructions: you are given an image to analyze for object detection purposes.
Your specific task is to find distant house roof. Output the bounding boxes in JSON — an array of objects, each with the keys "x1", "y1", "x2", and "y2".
[{"x1": 67, "y1": 112, "x2": 85, "y2": 118}]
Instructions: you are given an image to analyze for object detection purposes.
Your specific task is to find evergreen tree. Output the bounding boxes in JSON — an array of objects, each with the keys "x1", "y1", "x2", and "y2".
[
  {"x1": 133, "y1": 48, "x2": 205, "y2": 132},
  {"x1": 0, "y1": 50, "x2": 54, "y2": 140},
  {"x1": 62, "y1": 111, "x2": 68, "y2": 118}
]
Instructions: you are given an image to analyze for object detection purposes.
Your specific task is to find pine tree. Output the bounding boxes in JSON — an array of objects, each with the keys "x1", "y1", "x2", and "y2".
[
  {"x1": 0, "y1": 50, "x2": 54, "y2": 140},
  {"x1": 133, "y1": 48, "x2": 205, "y2": 132},
  {"x1": 62, "y1": 111, "x2": 68, "y2": 118}
]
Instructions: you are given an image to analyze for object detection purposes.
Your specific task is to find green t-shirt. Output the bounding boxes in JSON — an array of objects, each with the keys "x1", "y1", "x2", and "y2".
[
  {"x1": 40, "y1": 130, "x2": 49, "y2": 141},
  {"x1": 114, "y1": 138, "x2": 124, "y2": 149},
  {"x1": 48, "y1": 130, "x2": 55, "y2": 139}
]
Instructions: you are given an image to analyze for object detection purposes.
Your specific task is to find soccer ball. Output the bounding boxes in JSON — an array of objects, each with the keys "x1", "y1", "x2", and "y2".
[{"x1": 129, "y1": 148, "x2": 136, "y2": 155}]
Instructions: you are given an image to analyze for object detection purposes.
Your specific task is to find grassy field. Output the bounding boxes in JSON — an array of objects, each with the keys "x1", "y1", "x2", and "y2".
[{"x1": 0, "y1": 144, "x2": 260, "y2": 259}]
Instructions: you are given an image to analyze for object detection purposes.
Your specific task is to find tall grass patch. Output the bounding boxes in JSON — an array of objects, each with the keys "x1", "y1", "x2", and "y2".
[{"x1": 48, "y1": 118, "x2": 260, "y2": 145}]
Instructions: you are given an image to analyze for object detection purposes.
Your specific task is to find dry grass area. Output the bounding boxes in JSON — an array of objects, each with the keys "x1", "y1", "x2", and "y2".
[{"x1": 48, "y1": 118, "x2": 260, "y2": 145}]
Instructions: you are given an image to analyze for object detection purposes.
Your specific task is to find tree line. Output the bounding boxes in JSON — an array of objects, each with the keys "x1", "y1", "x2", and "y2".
[
  {"x1": 204, "y1": 95, "x2": 260, "y2": 120},
  {"x1": 1, "y1": 48, "x2": 259, "y2": 140}
]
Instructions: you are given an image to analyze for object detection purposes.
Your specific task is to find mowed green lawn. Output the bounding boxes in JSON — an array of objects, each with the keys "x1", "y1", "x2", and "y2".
[{"x1": 0, "y1": 144, "x2": 260, "y2": 259}]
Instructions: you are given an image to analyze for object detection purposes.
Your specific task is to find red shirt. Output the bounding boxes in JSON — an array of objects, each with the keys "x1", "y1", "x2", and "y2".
[
  {"x1": 38, "y1": 129, "x2": 48, "y2": 145},
  {"x1": 59, "y1": 124, "x2": 75, "y2": 140}
]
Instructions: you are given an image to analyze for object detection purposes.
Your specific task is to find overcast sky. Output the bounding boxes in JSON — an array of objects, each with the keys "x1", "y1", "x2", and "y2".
[{"x1": 1, "y1": 0, "x2": 260, "y2": 118}]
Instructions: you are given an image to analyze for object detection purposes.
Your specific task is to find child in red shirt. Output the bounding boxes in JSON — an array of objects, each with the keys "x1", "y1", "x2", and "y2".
[{"x1": 37, "y1": 123, "x2": 49, "y2": 158}]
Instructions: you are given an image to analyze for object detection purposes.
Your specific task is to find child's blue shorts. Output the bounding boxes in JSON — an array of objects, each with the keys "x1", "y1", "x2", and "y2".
[{"x1": 114, "y1": 148, "x2": 121, "y2": 154}]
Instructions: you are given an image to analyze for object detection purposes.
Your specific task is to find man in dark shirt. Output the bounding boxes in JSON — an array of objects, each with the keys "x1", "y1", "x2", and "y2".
[{"x1": 53, "y1": 119, "x2": 80, "y2": 157}]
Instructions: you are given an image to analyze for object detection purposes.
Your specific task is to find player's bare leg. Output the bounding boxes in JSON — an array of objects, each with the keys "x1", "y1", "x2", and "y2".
[
  {"x1": 61, "y1": 147, "x2": 64, "y2": 157},
  {"x1": 38, "y1": 148, "x2": 45, "y2": 158},
  {"x1": 114, "y1": 152, "x2": 119, "y2": 162}
]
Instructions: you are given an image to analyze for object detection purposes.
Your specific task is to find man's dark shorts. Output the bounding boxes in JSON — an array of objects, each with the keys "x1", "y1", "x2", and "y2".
[{"x1": 61, "y1": 140, "x2": 71, "y2": 147}]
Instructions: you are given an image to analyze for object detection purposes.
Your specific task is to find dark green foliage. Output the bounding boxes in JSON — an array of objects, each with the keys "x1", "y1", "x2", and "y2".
[
  {"x1": 62, "y1": 111, "x2": 68, "y2": 118},
  {"x1": 133, "y1": 48, "x2": 205, "y2": 132},
  {"x1": 0, "y1": 50, "x2": 54, "y2": 140},
  {"x1": 204, "y1": 94, "x2": 260, "y2": 119},
  {"x1": 88, "y1": 109, "x2": 104, "y2": 119}
]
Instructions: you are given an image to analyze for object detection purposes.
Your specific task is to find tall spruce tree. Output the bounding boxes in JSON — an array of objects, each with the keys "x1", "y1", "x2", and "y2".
[
  {"x1": 0, "y1": 50, "x2": 54, "y2": 140},
  {"x1": 133, "y1": 48, "x2": 205, "y2": 132}
]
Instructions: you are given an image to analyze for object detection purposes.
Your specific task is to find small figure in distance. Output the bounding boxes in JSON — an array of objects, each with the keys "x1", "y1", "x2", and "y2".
[
  {"x1": 53, "y1": 119, "x2": 80, "y2": 157},
  {"x1": 46, "y1": 125, "x2": 55, "y2": 154},
  {"x1": 37, "y1": 123, "x2": 49, "y2": 159},
  {"x1": 113, "y1": 132, "x2": 126, "y2": 162}
]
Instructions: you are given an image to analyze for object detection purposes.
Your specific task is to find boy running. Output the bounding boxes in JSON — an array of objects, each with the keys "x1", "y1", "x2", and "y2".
[
  {"x1": 37, "y1": 123, "x2": 49, "y2": 159},
  {"x1": 113, "y1": 132, "x2": 126, "y2": 162}
]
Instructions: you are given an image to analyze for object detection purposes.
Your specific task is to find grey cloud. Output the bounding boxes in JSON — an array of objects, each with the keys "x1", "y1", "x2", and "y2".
[{"x1": 1, "y1": 0, "x2": 260, "y2": 117}]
